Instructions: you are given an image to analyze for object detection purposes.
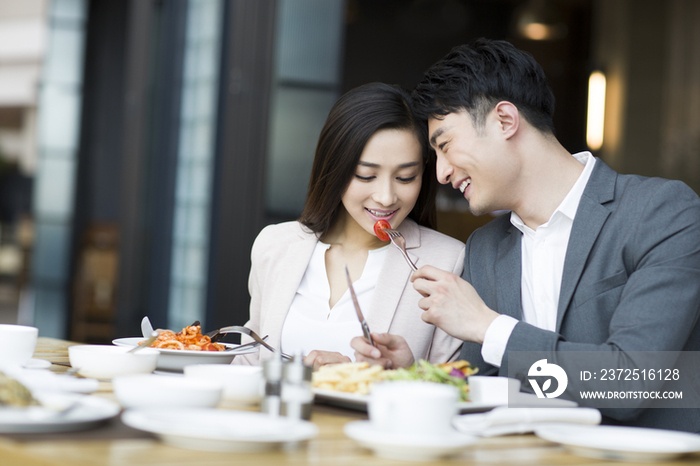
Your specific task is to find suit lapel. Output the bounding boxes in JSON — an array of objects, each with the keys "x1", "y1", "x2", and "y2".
[
  {"x1": 556, "y1": 159, "x2": 616, "y2": 331},
  {"x1": 264, "y1": 231, "x2": 317, "y2": 343},
  {"x1": 496, "y1": 224, "x2": 523, "y2": 319}
]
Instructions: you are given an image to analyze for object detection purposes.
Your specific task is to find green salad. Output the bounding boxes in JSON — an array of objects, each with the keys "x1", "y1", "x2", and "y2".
[{"x1": 382, "y1": 359, "x2": 478, "y2": 401}]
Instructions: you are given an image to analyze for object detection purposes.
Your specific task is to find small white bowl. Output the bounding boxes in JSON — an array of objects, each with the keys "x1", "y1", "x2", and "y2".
[
  {"x1": 68, "y1": 345, "x2": 159, "y2": 379},
  {"x1": 113, "y1": 374, "x2": 222, "y2": 409},
  {"x1": 184, "y1": 364, "x2": 263, "y2": 405}
]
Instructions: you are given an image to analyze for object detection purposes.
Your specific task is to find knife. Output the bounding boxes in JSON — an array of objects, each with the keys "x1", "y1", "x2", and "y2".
[{"x1": 344, "y1": 265, "x2": 375, "y2": 347}]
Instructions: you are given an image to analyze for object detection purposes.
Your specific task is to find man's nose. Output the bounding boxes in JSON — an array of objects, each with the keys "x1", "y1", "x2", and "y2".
[{"x1": 436, "y1": 153, "x2": 453, "y2": 185}]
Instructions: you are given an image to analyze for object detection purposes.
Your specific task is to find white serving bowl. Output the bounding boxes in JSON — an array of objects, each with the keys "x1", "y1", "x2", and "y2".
[
  {"x1": 113, "y1": 374, "x2": 223, "y2": 409},
  {"x1": 184, "y1": 364, "x2": 263, "y2": 405},
  {"x1": 68, "y1": 345, "x2": 159, "y2": 380}
]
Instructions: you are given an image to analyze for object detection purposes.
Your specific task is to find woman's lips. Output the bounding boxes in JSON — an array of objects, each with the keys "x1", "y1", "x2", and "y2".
[{"x1": 366, "y1": 208, "x2": 398, "y2": 222}]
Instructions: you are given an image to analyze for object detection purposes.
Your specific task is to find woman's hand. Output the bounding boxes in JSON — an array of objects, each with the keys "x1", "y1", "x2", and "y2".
[
  {"x1": 304, "y1": 350, "x2": 351, "y2": 371},
  {"x1": 351, "y1": 333, "x2": 415, "y2": 369}
]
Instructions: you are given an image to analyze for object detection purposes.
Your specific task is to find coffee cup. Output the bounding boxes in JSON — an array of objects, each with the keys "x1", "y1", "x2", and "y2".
[
  {"x1": 468, "y1": 375, "x2": 521, "y2": 405},
  {"x1": 0, "y1": 324, "x2": 39, "y2": 368},
  {"x1": 368, "y1": 381, "x2": 459, "y2": 436}
]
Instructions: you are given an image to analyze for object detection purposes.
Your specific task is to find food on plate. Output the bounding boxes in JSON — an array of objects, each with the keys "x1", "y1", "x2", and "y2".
[
  {"x1": 0, "y1": 371, "x2": 38, "y2": 407},
  {"x1": 384, "y1": 360, "x2": 478, "y2": 401},
  {"x1": 312, "y1": 362, "x2": 385, "y2": 395},
  {"x1": 150, "y1": 324, "x2": 225, "y2": 352},
  {"x1": 373, "y1": 219, "x2": 391, "y2": 242},
  {"x1": 311, "y1": 360, "x2": 478, "y2": 400}
]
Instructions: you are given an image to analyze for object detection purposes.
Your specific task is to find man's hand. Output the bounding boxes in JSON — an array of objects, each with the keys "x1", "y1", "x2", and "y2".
[
  {"x1": 351, "y1": 333, "x2": 415, "y2": 369},
  {"x1": 304, "y1": 350, "x2": 351, "y2": 371},
  {"x1": 411, "y1": 265, "x2": 499, "y2": 344}
]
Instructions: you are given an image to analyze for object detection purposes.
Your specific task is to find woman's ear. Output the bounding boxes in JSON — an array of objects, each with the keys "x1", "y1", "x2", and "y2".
[{"x1": 494, "y1": 101, "x2": 519, "y2": 139}]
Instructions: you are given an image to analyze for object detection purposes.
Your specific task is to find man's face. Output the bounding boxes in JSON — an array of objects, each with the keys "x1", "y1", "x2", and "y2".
[{"x1": 428, "y1": 110, "x2": 518, "y2": 216}]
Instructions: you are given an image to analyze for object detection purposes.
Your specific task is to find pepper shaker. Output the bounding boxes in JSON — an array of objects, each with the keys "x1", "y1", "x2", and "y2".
[
  {"x1": 261, "y1": 350, "x2": 283, "y2": 416},
  {"x1": 281, "y1": 349, "x2": 313, "y2": 420}
]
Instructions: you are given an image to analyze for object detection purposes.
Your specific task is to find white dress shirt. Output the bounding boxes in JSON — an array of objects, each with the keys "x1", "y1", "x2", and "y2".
[
  {"x1": 481, "y1": 152, "x2": 596, "y2": 367},
  {"x1": 280, "y1": 241, "x2": 388, "y2": 359}
]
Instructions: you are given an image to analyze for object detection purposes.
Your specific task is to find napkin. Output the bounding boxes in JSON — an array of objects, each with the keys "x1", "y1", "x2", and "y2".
[
  {"x1": 453, "y1": 407, "x2": 601, "y2": 437},
  {"x1": 3, "y1": 366, "x2": 99, "y2": 394}
]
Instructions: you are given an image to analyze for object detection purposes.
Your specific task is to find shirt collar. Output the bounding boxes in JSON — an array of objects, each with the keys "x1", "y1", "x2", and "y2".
[{"x1": 510, "y1": 152, "x2": 596, "y2": 232}]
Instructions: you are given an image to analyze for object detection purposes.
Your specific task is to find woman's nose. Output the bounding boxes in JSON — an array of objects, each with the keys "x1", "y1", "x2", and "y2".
[{"x1": 372, "y1": 180, "x2": 397, "y2": 206}]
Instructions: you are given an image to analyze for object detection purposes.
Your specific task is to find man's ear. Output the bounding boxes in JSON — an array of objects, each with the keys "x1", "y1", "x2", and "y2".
[{"x1": 493, "y1": 101, "x2": 519, "y2": 139}]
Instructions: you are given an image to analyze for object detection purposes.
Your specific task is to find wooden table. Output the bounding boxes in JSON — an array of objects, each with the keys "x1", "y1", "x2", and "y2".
[{"x1": 1, "y1": 337, "x2": 698, "y2": 466}]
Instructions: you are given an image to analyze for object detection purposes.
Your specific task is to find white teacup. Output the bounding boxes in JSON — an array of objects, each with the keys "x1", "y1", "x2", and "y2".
[
  {"x1": 0, "y1": 324, "x2": 38, "y2": 368},
  {"x1": 468, "y1": 376, "x2": 521, "y2": 405},
  {"x1": 368, "y1": 381, "x2": 459, "y2": 436},
  {"x1": 184, "y1": 364, "x2": 264, "y2": 405}
]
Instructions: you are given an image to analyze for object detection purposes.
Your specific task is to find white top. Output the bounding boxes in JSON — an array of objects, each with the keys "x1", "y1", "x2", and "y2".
[
  {"x1": 481, "y1": 152, "x2": 596, "y2": 367},
  {"x1": 280, "y1": 241, "x2": 388, "y2": 359}
]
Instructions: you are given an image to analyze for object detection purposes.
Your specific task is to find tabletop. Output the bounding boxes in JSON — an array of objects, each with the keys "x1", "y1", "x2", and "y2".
[{"x1": 1, "y1": 337, "x2": 699, "y2": 466}]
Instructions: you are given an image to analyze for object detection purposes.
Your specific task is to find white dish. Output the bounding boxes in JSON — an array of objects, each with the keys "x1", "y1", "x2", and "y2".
[
  {"x1": 69, "y1": 345, "x2": 159, "y2": 379},
  {"x1": 314, "y1": 388, "x2": 577, "y2": 413},
  {"x1": 113, "y1": 374, "x2": 222, "y2": 409},
  {"x1": 122, "y1": 408, "x2": 318, "y2": 452},
  {"x1": 23, "y1": 358, "x2": 51, "y2": 370},
  {"x1": 344, "y1": 420, "x2": 476, "y2": 461},
  {"x1": 0, "y1": 393, "x2": 120, "y2": 434},
  {"x1": 112, "y1": 337, "x2": 258, "y2": 372},
  {"x1": 535, "y1": 424, "x2": 700, "y2": 462}
]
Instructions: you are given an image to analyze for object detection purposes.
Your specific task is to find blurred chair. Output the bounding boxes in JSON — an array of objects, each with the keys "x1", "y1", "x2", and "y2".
[{"x1": 71, "y1": 223, "x2": 119, "y2": 343}]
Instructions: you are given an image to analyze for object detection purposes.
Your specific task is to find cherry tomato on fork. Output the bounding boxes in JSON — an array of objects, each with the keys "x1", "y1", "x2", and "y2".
[{"x1": 373, "y1": 220, "x2": 391, "y2": 241}]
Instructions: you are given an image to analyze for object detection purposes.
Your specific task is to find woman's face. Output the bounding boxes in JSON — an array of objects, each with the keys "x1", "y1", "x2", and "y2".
[{"x1": 340, "y1": 128, "x2": 423, "y2": 238}]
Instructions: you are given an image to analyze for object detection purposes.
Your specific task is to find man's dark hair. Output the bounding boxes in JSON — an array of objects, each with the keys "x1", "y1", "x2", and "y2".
[{"x1": 413, "y1": 38, "x2": 556, "y2": 134}]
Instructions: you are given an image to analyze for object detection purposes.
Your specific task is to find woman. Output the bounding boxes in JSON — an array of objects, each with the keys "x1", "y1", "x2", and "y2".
[{"x1": 236, "y1": 83, "x2": 465, "y2": 368}]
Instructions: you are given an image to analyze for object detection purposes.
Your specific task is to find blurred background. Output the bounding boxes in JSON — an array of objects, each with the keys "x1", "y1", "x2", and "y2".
[{"x1": 0, "y1": 0, "x2": 697, "y2": 343}]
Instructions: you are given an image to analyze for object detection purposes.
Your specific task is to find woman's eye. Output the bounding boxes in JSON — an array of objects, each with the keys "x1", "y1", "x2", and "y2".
[
  {"x1": 397, "y1": 176, "x2": 417, "y2": 183},
  {"x1": 355, "y1": 174, "x2": 374, "y2": 181}
]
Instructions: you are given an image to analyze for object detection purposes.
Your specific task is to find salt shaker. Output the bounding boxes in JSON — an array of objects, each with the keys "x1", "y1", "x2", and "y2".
[
  {"x1": 281, "y1": 349, "x2": 313, "y2": 420},
  {"x1": 261, "y1": 350, "x2": 283, "y2": 416}
]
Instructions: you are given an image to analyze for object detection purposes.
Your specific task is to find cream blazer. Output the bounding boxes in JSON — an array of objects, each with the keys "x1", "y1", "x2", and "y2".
[{"x1": 235, "y1": 218, "x2": 465, "y2": 365}]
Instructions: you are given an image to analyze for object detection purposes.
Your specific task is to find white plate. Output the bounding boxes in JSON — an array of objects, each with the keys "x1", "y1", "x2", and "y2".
[
  {"x1": 344, "y1": 420, "x2": 476, "y2": 461},
  {"x1": 313, "y1": 388, "x2": 577, "y2": 414},
  {"x1": 122, "y1": 408, "x2": 318, "y2": 452},
  {"x1": 0, "y1": 393, "x2": 120, "y2": 434},
  {"x1": 535, "y1": 424, "x2": 700, "y2": 462},
  {"x1": 112, "y1": 337, "x2": 258, "y2": 372},
  {"x1": 23, "y1": 358, "x2": 52, "y2": 370}
]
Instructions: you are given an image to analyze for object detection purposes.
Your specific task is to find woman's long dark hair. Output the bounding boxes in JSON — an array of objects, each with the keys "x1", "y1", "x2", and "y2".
[{"x1": 299, "y1": 83, "x2": 437, "y2": 236}]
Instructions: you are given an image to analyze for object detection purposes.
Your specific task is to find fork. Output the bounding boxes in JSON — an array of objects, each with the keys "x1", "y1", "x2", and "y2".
[
  {"x1": 206, "y1": 326, "x2": 293, "y2": 361},
  {"x1": 384, "y1": 228, "x2": 418, "y2": 271}
]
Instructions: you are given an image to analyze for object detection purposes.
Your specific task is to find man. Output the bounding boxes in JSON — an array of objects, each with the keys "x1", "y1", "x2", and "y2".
[{"x1": 352, "y1": 38, "x2": 700, "y2": 432}]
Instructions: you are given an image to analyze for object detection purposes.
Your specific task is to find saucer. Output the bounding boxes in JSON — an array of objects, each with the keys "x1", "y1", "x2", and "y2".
[
  {"x1": 123, "y1": 408, "x2": 318, "y2": 452},
  {"x1": 23, "y1": 359, "x2": 51, "y2": 370},
  {"x1": 535, "y1": 424, "x2": 700, "y2": 462},
  {"x1": 343, "y1": 420, "x2": 477, "y2": 462}
]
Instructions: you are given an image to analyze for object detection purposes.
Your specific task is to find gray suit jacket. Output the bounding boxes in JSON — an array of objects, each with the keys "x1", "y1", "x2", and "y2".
[{"x1": 459, "y1": 158, "x2": 700, "y2": 432}]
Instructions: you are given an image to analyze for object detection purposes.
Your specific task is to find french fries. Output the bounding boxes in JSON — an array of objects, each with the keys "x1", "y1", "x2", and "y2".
[{"x1": 312, "y1": 362, "x2": 386, "y2": 395}]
